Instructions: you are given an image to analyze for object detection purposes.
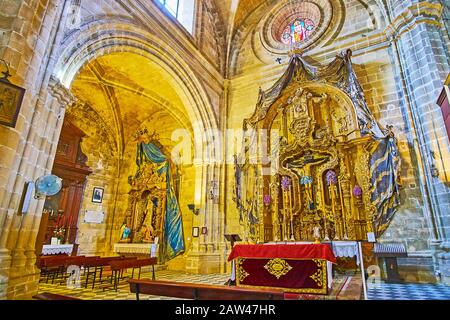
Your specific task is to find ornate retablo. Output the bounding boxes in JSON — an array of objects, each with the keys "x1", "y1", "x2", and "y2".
[{"x1": 233, "y1": 50, "x2": 401, "y2": 244}]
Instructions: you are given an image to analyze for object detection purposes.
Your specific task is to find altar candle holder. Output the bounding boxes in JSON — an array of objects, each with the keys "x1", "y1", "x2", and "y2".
[
  {"x1": 289, "y1": 185, "x2": 295, "y2": 242},
  {"x1": 283, "y1": 191, "x2": 288, "y2": 241},
  {"x1": 281, "y1": 177, "x2": 291, "y2": 241}
]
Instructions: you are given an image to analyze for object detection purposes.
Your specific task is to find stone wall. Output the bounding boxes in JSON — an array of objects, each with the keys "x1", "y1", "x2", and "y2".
[
  {"x1": 0, "y1": 0, "x2": 73, "y2": 300},
  {"x1": 65, "y1": 104, "x2": 119, "y2": 257}
]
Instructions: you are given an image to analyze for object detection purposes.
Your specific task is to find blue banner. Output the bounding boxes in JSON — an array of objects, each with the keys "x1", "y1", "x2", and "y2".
[{"x1": 138, "y1": 142, "x2": 185, "y2": 262}]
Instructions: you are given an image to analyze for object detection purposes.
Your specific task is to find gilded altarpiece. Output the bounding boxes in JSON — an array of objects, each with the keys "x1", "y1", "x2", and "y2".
[
  {"x1": 125, "y1": 157, "x2": 167, "y2": 245},
  {"x1": 234, "y1": 50, "x2": 401, "y2": 244}
]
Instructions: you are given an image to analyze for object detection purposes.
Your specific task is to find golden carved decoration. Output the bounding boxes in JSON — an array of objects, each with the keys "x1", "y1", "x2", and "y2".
[
  {"x1": 310, "y1": 269, "x2": 323, "y2": 287},
  {"x1": 309, "y1": 259, "x2": 327, "y2": 287},
  {"x1": 234, "y1": 49, "x2": 403, "y2": 243},
  {"x1": 234, "y1": 48, "x2": 404, "y2": 244},
  {"x1": 237, "y1": 258, "x2": 250, "y2": 283},
  {"x1": 264, "y1": 258, "x2": 293, "y2": 279}
]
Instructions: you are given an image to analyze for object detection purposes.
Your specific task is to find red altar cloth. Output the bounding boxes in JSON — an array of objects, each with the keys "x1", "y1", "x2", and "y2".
[{"x1": 228, "y1": 244, "x2": 337, "y2": 263}]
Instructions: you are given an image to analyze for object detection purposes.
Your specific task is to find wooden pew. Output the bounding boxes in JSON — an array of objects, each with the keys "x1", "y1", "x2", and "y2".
[
  {"x1": 106, "y1": 258, "x2": 157, "y2": 291},
  {"x1": 36, "y1": 254, "x2": 68, "y2": 267},
  {"x1": 33, "y1": 293, "x2": 82, "y2": 300},
  {"x1": 84, "y1": 256, "x2": 137, "y2": 289},
  {"x1": 39, "y1": 255, "x2": 86, "y2": 284},
  {"x1": 129, "y1": 279, "x2": 285, "y2": 301}
]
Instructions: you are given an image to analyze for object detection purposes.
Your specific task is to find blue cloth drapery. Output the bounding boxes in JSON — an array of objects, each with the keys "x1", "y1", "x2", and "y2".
[
  {"x1": 137, "y1": 142, "x2": 185, "y2": 262},
  {"x1": 369, "y1": 136, "x2": 401, "y2": 237}
]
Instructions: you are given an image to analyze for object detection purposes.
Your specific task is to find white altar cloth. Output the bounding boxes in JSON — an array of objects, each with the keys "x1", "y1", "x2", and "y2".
[
  {"x1": 114, "y1": 243, "x2": 159, "y2": 257},
  {"x1": 268, "y1": 241, "x2": 360, "y2": 265},
  {"x1": 331, "y1": 241, "x2": 360, "y2": 265},
  {"x1": 42, "y1": 244, "x2": 74, "y2": 256}
]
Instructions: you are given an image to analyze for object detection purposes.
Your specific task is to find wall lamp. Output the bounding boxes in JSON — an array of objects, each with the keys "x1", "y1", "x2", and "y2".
[{"x1": 188, "y1": 204, "x2": 200, "y2": 215}]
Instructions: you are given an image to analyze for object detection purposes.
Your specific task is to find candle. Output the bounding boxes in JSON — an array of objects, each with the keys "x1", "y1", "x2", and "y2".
[
  {"x1": 56, "y1": 213, "x2": 61, "y2": 227},
  {"x1": 289, "y1": 185, "x2": 294, "y2": 241}
]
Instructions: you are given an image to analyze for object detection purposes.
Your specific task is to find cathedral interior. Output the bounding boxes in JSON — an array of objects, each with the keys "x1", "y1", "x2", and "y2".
[{"x1": 0, "y1": 0, "x2": 450, "y2": 301}]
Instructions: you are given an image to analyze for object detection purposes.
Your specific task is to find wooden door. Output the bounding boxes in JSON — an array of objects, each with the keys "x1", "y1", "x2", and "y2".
[{"x1": 35, "y1": 119, "x2": 92, "y2": 255}]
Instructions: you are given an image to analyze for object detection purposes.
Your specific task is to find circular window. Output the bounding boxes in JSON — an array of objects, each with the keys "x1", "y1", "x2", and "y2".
[
  {"x1": 280, "y1": 18, "x2": 317, "y2": 45},
  {"x1": 255, "y1": 0, "x2": 340, "y2": 55}
]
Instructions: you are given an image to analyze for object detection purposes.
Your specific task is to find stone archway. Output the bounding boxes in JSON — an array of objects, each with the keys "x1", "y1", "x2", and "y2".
[{"x1": 49, "y1": 21, "x2": 226, "y2": 274}]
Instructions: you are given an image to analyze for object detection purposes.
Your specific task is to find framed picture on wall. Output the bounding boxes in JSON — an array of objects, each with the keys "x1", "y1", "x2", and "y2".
[
  {"x1": 192, "y1": 227, "x2": 199, "y2": 238},
  {"x1": 92, "y1": 187, "x2": 104, "y2": 203},
  {"x1": 0, "y1": 78, "x2": 26, "y2": 128}
]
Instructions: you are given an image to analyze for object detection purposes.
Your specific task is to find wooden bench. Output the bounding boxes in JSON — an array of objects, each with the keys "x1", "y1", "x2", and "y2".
[
  {"x1": 105, "y1": 258, "x2": 157, "y2": 291},
  {"x1": 39, "y1": 255, "x2": 87, "y2": 284},
  {"x1": 83, "y1": 256, "x2": 137, "y2": 289},
  {"x1": 129, "y1": 279, "x2": 285, "y2": 300},
  {"x1": 33, "y1": 293, "x2": 82, "y2": 300}
]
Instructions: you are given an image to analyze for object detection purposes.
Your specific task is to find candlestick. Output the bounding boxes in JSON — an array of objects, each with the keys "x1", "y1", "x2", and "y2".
[
  {"x1": 283, "y1": 191, "x2": 288, "y2": 241},
  {"x1": 66, "y1": 218, "x2": 71, "y2": 244},
  {"x1": 56, "y1": 213, "x2": 61, "y2": 227},
  {"x1": 289, "y1": 185, "x2": 294, "y2": 241}
]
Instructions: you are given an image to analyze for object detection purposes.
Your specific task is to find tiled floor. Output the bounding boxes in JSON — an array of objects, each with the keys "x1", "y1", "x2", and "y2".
[
  {"x1": 38, "y1": 270, "x2": 230, "y2": 300},
  {"x1": 368, "y1": 282, "x2": 450, "y2": 300},
  {"x1": 37, "y1": 270, "x2": 361, "y2": 300},
  {"x1": 39, "y1": 269, "x2": 450, "y2": 301}
]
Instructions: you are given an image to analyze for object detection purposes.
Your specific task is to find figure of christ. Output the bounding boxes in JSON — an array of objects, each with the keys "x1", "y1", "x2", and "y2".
[
  {"x1": 287, "y1": 151, "x2": 330, "y2": 170},
  {"x1": 285, "y1": 151, "x2": 329, "y2": 212}
]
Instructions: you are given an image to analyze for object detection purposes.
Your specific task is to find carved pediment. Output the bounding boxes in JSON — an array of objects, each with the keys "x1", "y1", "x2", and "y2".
[{"x1": 128, "y1": 162, "x2": 166, "y2": 192}]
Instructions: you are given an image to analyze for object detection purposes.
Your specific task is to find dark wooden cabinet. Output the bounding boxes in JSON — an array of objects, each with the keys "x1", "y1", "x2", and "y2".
[{"x1": 35, "y1": 119, "x2": 92, "y2": 255}]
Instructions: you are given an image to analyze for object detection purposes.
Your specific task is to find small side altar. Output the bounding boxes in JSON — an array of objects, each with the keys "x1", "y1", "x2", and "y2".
[
  {"x1": 116, "y1": 130, "x2": 185, "y2": 263},
  {"x1": 114, "y1": 243, "x2": 159, "y2": 258},
  {"x1": 228, "y1": 244, "x2": 336, "y2": 295}
]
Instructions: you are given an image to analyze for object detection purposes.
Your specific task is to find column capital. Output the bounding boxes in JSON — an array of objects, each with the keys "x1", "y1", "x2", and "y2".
[
  {"x1": 385, "y1": 2, "x2": 444, "y2": 40},
  {"x1": 49, "y1": 75, "x2": 75, "y2": 108}
]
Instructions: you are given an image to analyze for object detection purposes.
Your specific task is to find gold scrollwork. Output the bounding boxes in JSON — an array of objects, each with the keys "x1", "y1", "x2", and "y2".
[
  {"x1": 238, "y1": 258, "x2": 250, "y2": 282},
  {"x1": 310, "y1": 269, "x2": 323, "y2": 287},
  {"x1": 264, "y1": 258, "x2": 293, "y2": 279},
  {"x1": 310, "y1": 259, "x2": 326, "y2": 287}
]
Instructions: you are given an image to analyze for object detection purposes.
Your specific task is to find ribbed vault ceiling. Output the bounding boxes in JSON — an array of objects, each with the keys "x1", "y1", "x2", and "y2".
[{"x1": 71, "y1": 52, "x2": 193, "y2": 154}]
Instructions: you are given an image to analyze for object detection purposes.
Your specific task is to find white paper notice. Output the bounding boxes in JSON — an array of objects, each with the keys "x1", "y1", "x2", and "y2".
[
  {"x1": 84, "y1": 211, "x2": 104, "y2": 224},
  {"x1": 367, "y1": 232, "x2": 376, "y2": 243}
]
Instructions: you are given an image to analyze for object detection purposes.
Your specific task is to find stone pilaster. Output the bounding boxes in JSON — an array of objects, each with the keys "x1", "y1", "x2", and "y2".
[
  {"x1": 3, "y1": 78, "x2": 74, "y2": 300},
  {"x1": 185, "y1": 159, "x2": 224, "y2": 274},
  {"x1": 388, "y1": 0, "x2": 450, "y2": 283}
]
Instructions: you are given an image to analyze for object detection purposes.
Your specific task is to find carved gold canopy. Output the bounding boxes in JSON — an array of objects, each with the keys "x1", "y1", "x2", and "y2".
[{"x1": 234, "y1": 50, "x2": 401, "y2": 243}]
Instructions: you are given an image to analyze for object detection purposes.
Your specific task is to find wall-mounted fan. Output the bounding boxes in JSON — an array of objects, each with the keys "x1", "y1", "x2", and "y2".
[{"x1": 35, "y1": 174, "x2": 63, "y2": 199}]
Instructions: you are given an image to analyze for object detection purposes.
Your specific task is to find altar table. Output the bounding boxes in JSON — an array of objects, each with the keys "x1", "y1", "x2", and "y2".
[{"x1": 228, "y1": 244, "x2": 336, "y2": 295}]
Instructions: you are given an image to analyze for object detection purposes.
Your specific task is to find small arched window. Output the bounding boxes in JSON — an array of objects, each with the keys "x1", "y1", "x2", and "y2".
[
  {"x1": 281, "y1": 18, "x2": 316, "y2": 45},
  {"x1": 157, "y1": 0, "x2": 195, "y2": 34}
]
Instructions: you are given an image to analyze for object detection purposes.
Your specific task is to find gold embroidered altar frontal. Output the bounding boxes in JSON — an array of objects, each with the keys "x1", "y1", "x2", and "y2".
[{"x1": 236, "y1": 257, "x2": 329, "y2": 294}]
